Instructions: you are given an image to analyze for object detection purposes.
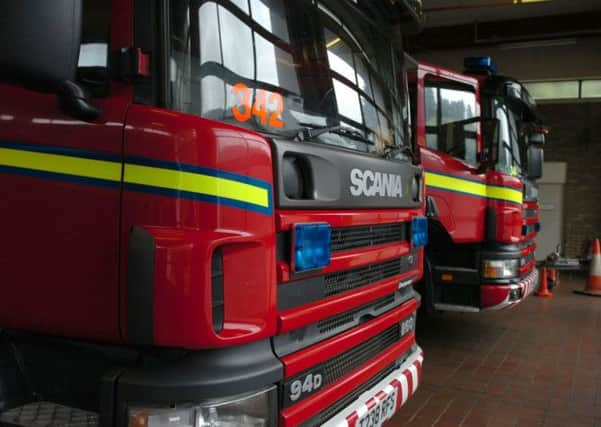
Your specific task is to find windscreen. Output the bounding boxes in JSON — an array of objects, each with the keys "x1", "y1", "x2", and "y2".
[{"x1": 169, "y1": 0, "x2": 406, "y2": 155}]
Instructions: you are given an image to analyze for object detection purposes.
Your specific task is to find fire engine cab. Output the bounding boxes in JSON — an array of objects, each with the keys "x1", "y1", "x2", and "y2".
[
  {"x1": 0, "y1": 1, "x2": 426, "y2": 426},
  {"x1": 409, "y1": 56, "x2": 544, "y2": 312}
]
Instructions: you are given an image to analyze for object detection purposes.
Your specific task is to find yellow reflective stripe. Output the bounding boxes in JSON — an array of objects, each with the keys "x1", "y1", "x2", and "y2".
[
  {"x1": 124, "y1": 164, "x2": 270, "y2": 208},
  {"x1": 487, "y1": 185, "x2": 523, "y2": 204},
  {"x1": 425, "y1": 171, "x2": 523, "y2": 204},
  {"x1": 425, "y1": 172, "x2": 487, "y2": 197},
  {"x1": 0, "y1": 147, "x2": 121, "y2": 181}
]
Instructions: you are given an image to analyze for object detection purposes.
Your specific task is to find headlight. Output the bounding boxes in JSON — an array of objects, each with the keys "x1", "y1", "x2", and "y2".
[
  {"x1": 482, "y1": 259, "x2": 519, "y2": 279},
  {"x1": 128, "y1": 387, "x2": 276, "y2": 427}
]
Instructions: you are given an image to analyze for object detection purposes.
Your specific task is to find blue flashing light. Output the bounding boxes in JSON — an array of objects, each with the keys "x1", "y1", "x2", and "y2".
[
  {"x1": 412, "y1": 216, "x2": 428, "y2": 248},
  {"x1": 464, "y1": 56, "x2": 497, "y2": 75},
  {"x1": 293, "y1": 223, "x2": 331, "y2": 272}
]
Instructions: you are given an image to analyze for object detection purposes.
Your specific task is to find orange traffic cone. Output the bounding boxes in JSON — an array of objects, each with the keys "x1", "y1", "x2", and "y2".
[
  {"x1": 536, "y1": 267, "x2": 552, "y2": 297},
  {"x1": 575, "y1": 238, "x2": 601, "y2": 297}
]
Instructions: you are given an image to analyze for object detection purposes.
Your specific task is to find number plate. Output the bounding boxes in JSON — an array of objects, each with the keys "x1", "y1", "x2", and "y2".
[{"x1": 357, "y1": 387, "x2": 398, "y2": 427}]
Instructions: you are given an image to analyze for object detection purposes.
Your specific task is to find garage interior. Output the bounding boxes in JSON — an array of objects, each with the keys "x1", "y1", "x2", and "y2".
[
  {"x1": 408, "y1": 0, "x2": 601, "y2": 260},
  {"x1": 388, "y1": 1, "x2": 601, "y2": 426}
]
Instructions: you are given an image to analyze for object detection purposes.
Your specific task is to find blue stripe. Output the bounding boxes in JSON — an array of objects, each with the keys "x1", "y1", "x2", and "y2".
[
  {"x1": 426, "y1": 183, "x2": 522, "y2": 206},
  {"x1": 0, "y1": 141, "x2": 121, "y2": 162},
  {"x1": 0, "y1": 164, "x2": 121, "y2": 190},
  {"x1": 123, "y1": 183, "x2": 273, "y2": 215}
]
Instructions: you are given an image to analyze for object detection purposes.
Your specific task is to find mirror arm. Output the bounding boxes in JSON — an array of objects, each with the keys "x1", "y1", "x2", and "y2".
[{"x1": 58, "y1": 80, "x2": 101, "y2": 122}]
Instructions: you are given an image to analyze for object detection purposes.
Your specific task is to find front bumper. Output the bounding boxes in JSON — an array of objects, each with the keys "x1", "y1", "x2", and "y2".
[
  {"x1": 322, "y1": 346, "x2": 423, "y2": 427},
  {"x1": 480, "y1": 267, "x2": 539, "y2": 310}
]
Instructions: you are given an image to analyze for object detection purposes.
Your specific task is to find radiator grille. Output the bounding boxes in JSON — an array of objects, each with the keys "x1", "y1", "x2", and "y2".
[
  {"x1": 317, "y1": 295, "x2": 395, "y2": 334},
  {"x1": 330, "y1": 223, "x2": 407, "y2": 252},
  {"x1": 321, "y1": 324, "x2": 401, "y2": 388},
  {"x1": 325, "y1": 258, "x2": 401, "y2": 297}
]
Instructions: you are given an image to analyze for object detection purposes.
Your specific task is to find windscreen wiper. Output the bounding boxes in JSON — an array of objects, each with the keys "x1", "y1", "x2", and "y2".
[{"x1": 285, "y1": 124, "x2": 373, "y2": 145}]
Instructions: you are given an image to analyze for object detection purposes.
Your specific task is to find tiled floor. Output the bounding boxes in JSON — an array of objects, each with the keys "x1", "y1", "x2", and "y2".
[{"x1": 386, "y1": 273, "x2": 601, "y2": 427}]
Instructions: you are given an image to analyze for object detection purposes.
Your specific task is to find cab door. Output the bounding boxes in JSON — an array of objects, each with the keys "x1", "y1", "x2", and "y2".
[{"x1": 0, "y1": 0, "x2": 129, "y2": 341}]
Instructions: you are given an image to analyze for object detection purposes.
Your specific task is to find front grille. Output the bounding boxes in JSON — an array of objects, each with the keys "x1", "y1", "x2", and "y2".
[
  {"x1": 317, "y1": 295, "x2": 395, "y2": 334},
  {"x1": 325, "y1": 258, "x2": 401, "y2": 297},
  {"x1": 301, "y1": 363, "x2": 397, "y2": 427},
  {"x1": 283, "y1": 324, "x2": 405, "y2": 410},
  {"x1": 321, "y1": 324, "x2": 401, "y2": 387},
  {"x1": 330, "y1": 223, "x2": 408, "y2": 252},
  {"x1": 523, "y1": 208, "x2": 537, "y2": 218}
]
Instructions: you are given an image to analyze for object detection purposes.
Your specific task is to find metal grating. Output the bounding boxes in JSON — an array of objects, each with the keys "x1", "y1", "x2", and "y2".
[
  {"x1": 324, "y1": 258, "x2": 401, "y2": 297},
  {"x1": 317, "y1": 295, "x2": 395, "y2": 334},
  {"x1": 321, "y1": 325, "x2": 401, "y2": 388},
  {"x1": 330, "y1": 223, "x2": 407, "y2": 252},
  {"x1": 0, "y1": 402, "x2": 98, "y2": 427}
]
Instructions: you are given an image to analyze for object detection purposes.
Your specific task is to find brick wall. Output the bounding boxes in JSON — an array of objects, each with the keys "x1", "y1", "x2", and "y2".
[{"x1": 539, "y1": 102, "x2": 601, "y2": 257}]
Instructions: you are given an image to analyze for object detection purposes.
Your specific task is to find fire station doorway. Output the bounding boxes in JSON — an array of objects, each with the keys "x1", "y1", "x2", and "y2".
[{"x1": 535, "y1": 162, "x2": 567, "y2": 260}]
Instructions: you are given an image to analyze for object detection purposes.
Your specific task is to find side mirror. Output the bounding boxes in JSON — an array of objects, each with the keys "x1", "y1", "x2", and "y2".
[
  {"x1": 0, "y1": 0, "x2": 100, "y2": 121},
  {"x1": 480, "y1": 118, "x2": 499, "y2": 168},
  {"x1": 527, "y1": 131, "x2": 546, "y2": 146},
  {"x1": 527, "y1": 145, "x2": 543, "y2": 180}
]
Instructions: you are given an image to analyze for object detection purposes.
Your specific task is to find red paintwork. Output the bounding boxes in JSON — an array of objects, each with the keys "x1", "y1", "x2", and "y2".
[
  {"x1": 122, "y1": 106, "x2": 278, "y2": 348},
  {"x1": 280, "y1": 333, "x2": 416, "y2": 426},
  {"x1": 480, "y1": 285, "x2": 510, "y2": 308},
  {"x1": 282, "y1": 299, "x2": 418, "y2": 376},
  {"x1": 0, "y1": 81, "x2": 128, "y2": 341}
]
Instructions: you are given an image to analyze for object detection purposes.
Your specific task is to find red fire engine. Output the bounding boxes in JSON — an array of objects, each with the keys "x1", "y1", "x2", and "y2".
[
  {"x1": 0, "y1": 1, "x2": 427, "y2": 426},
  {"x1": 408, "y1": 57, "x2": 544, "y2": 312}
]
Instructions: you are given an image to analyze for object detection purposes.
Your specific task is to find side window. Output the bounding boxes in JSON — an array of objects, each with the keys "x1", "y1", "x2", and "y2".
[
  {"x1": 495, "y1": 103, "x2": 512, "y2": 174},
  {"x1": 495, "y1": 101, "x2": 522, "y2": 176},
  {"x1": 77, "y1": 0, "x2": 111, "y2": 96},
  {"x1": 424, "y1": 79, "x2": 478, "y2": 165}
]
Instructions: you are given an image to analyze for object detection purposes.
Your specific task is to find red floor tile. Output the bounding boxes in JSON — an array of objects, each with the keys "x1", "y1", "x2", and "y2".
[{"x1": 386, "y1": 274, "x2": 601, "y2": 427}]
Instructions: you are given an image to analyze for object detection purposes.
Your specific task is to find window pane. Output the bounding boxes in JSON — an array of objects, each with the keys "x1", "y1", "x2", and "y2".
[
  {"x1": 255, "y1": 33, "x2": 299, "y2": 94},
  {"x1": 199, "y1": 3, "x2": 221, "y2": 64},
  {"x1": 250, "y1": 0, "x2": 289, "y2": 42},
  {"x1": 582, "y1": 80, "x2": 601, "y2": 98},
  {"x1": 230, "y1": 0, "x2": 249, "y2": 13},
  {"x1": 78, "y1": 43, "x2": 108, "y2": 67},
  {"x1": 496, "y1": 105, "x2": 512, "y2": 175},
  {"x1": 333, "y1": 78, "x2": 362, "y2": 123},
  {"x1": 355, "y1": 58, "x2": 373, "y2": 99},
  {"x1": 361, "y1": 96, "x2": 379, "y2": 133},
  {"x1": 523, "y1": 81, "x2": 578, "y2": 100},
  {"x1": 440, "y1": 87, "x2": 476, "y2": 128},
  {"x1": 219, "y1": 6, "x2": 254, "y2": 79},
  {"x1": 325, "y1": 29, "x2": 356, "y2": 83},
  {"x1": 425, "y1": 86, "x2": 438, "y2": 126}
]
